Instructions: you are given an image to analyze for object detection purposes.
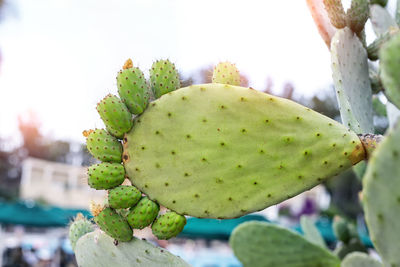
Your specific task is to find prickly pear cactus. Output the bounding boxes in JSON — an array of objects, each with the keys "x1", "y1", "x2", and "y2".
[
  {"x1": 88, "y1": 162, "x2": 125, "y2": 190},
  {"x1": 346, "y1": 0, "x2": 369, "y2": 34},
  {"x1": 68, "y1": 213, "x2": 94, "y2": 251},
  {"x1": 230, "y1": 221, "x2": 340, "y2": 267},
  {"x1": 123, "y1": 83, "x2": 365, "y2": 219},
  {"x1": 84, "y1": 129, "x2": 122, "y2": 163},
  {"x1": 92, "y1": 206, "x2": 133, "y2": 242},
  {"x1": 151, "y1": 211, "x2": 186, "y2": 240},
  {"x1": 126, "y1": 197, "x2": 159, "y2": 229},
  {"x1": 75, "y1": 230, "x2": 191, "y2": 267},
  {"x1": 117, "y1": 59, "x2": 150, "y2": 115},
  {"x1": 150, "y1": 59, "x2": 180, "y2": 99},
  {"x1": 212, "y1": 62, "x2": 240, "y2": 85},
  {"x1": 341, "y1": 252, "x2": 382, "y2": 267},
  {"x1": 363, "y1": 123, "x2": 400, "y2": 267},
  {"x1": 300, "y1": 215, "x2": 326, "y2": 248},
  {"x1": 97, "y1": 94, "x2": 133, "y2": 139},
  {"x1": 331, "y1": 27, "x2": 373, "y2": 134},
  {"x1": 323, "y1": 0, "x2": 346, "y2": 29},
  {"x1": 380, "y1": 32, "x2": 400, "y2": 109},
  {"x1": 369, "y1": 4, "x2": 398, "y2": 36},
  {"x1": 108, "y1": 185, "x2": 142, "y2": 209}
]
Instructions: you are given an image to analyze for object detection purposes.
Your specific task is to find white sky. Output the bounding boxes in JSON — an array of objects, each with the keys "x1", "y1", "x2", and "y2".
[{"x1": 0, "y1": 0, "x2": 382, "y2": 145}]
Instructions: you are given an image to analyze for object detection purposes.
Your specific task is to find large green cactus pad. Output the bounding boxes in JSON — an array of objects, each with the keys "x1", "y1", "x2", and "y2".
[
  {"x1": 123, "y1": 84, "x2": 364, "y2": 219},
  {"x1": 369, "y1": 4, "x2": 398, "y2": 36},
  {"x1": 341, "y1": 252, "x2": 382, "y2": 267},
  {"x1": 331, "y1": 27, "x2": 373, "y2": 134},
  {"x1": 380, "y1": 32, "x2": 400, "y2": 109},
  {"x1": 229, "y1": 221, "x2": 340, "y2": 267},
  {"x1": 75, "y1": 230, "x2": 191, "y2": 267},
  {"x1": 363, "y1": 123, "x2": 400, "y2": 267}
]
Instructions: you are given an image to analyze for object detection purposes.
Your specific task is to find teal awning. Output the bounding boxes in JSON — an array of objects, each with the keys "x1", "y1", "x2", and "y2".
[
  {"x1": 179, "y1": 214, "x2": 269, "y2": 240},
  {"x1": 0, "y1": 200, "x2": 91, "y2": 227}
]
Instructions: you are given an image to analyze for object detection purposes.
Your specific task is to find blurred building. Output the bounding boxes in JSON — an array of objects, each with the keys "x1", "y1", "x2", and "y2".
[{"x1": 20, "y1": 157, "x2": 105, "y2": 209}]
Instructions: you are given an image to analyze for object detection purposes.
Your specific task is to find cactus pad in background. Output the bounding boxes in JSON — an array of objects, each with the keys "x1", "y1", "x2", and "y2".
[
  {"x1": 75, "y1": 230, "x2": 191, "y2": 267},
  {"x1": 331, "y1": 27, "x2": 373, "y2": 134},
  {"x1": 84, "y1": 129, "x2": 122, "y2": 163},
  {"x1": 212, "y1": 62, "x2": 240, "y2": 85},
  {"x1": 92, "y1": 206, "x2": 133, "y2": 242},
  {"x1": 150, "y1": 59, "x2": 180, "y2": 99},
  {"x1": 300, "y1": 215, "x2": 326, "y2": 248},
  {"x1": 68, "y1": 213, "x2": 94, "y2": 251},
  {"x1": 341, "y1": 252, "x2": 382, "y2": 267},
  {"x1": 363, "y1": 123, "x2": 400, "y2": 267},
  {"x1": 97, "y1": 94, "x2": 133, "y2": 139},
  {"x1": 108, "y1": 185, "x2": 142, "y2": 209},
  {"x1": 151, "y1": 211, "x2": 186, "y2": 240},
  {"x1": 369, "y1": 4, "x2": 398, "y2": 36},
  {"x1": 230, "y1": 221, "x2": 340, "y2": 267},
  {"x1": 117, "y1": 59, "x2": 150, "y2": 115},
  {"x1": 87, "y1": 162, "x2": 125, "y2": 190},
  {"x1": 380, "y1": 32, "x2": 400, "y2": 109},
  {"x1": 126, "y1": 197, "x2": 159, "y2": 229},
  {"x1": 123, "y1": 83, "x2": 365, "y2": 219}
]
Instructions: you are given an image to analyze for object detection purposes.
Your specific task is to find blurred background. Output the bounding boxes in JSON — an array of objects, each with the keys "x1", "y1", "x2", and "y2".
[{"x1": 0, "y1": 0, "x2": 394, "y2": 266}]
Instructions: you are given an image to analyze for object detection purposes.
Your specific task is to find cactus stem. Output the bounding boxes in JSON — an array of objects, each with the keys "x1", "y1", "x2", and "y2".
[{"x1": 358, "y1": 134, "x2": 384, "y2": 159}]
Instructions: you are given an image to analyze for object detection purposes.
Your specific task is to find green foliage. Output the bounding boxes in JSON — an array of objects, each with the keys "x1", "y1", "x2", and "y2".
[
  {"x1": 230, "y1": 221, "x2": 340, "y2": 267},
  {"x1": 75, "y1": 230, "x2": 190, "y2": 267}
]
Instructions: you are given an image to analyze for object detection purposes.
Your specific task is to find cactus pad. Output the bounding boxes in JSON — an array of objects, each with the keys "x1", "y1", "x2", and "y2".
[
  {"x1": 127, "y1": 197, "x2": 159, "y2": 229},
  {"x1": 150, "y1": 59, "x2": 180, "y2": 99},
  {"x1": 88, "y1": 163, "x2": 125, "y2": 190},
  {"x1": 380, "y1": 32, "x2": 400, "y2": 109},
  {"x1": 123, "y1": 83, "x2": 365, "y2": 219},
  {"x1": 369, "y1": 4, "x2": 398, "y2": 36},
  {"x1": 323, "y1": 0, "x2": 346, "y2": 29},
  {"x1": 97, "y1": 94, "x2": 133, "y2": 139},
  {"x1": 331, "y1": 27, "x2": 374, "y2": 134},
  {"x1": 85, "y1": 129, "x2": 122, "y2": 163},
  {"x1": 230, "y1": 221, "x2": 340, "y2": 267},
  {"x1": 117, "y1": 59, "x2": 150, "y2": 115},
  {"x1": 346, "y1": 0, "x2": 369, "y2": 34},
  {"x1": 341, "y1": 252, "x2": 382, "y2": 267},
  {"x1": 68, "y1": 213, "x2": 94, "y2": 251},
  {"x1": 363, "y1": 123, "x2": 400, "y2": 267},
  {"x1": 151, "y1": 211, "x2": 186, "y2": 240},
  {"x1": 212, "y1": 62, "x2": 240, "y2": 85},
  {"x1": 94, "y1": 207, "x2": 133, "y2": 242},
  {"x1": 75, "y1": 230, "x2": 190, "y2": 267},
  {"x1": 108, "y1": 185, "x2": 142, "y2": 209}
]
